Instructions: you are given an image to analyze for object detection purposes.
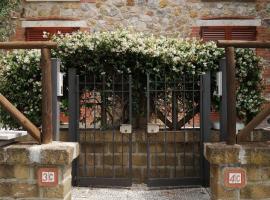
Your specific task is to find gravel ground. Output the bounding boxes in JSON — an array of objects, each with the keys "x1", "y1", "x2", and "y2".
[{"x1": 72, "y1": 185, "x2": 211, "y2": 200}]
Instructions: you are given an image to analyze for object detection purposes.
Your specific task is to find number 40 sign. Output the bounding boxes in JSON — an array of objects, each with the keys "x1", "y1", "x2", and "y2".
[{"x1": 224, "y1": 168, "x2": 246, "y2": 189}]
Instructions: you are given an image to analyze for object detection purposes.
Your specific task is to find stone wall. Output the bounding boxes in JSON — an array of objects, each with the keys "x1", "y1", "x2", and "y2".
[
  {"x1": 205, "y1": 142, "x2": 270, "y2": 200},
  {"x1": 0, "y1": 142, "x2": 79, "y2": 200},
  {"x1": 17, "y1": 1, "x2": 269, "y2": 37}
]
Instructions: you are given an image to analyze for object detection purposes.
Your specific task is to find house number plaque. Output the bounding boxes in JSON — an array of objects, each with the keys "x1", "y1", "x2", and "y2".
[
  {"x1": 38, "y1": 168, "x2": 58, "y2": 187},
  {"x1": 224, "y1": 168, "x2": 246, "y2": 189}
]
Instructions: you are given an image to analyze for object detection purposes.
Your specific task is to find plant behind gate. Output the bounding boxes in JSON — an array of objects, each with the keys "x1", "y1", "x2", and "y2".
[{"x1": 0, "y1": 30, "x2": 264, "y2": 128}]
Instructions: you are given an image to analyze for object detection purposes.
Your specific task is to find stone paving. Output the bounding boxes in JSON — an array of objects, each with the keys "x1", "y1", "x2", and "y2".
[{"x1": 72, "y1": 185, "x2": 211, "y2": 200}]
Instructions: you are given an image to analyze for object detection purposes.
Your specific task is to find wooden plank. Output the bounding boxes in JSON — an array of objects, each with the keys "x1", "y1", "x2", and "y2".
[
  {"x1": 226, "y1": 47, "x2": 236, "y2": 145},
  {"x1": 0, "y1": 94, "x2": 41, "y2": 142},
  {"x1": 0, "y1": 42, "x2": 57, "y2": 49},
  {"x1": 41, "y1": 48, "x2": 53, "y2": 144},
  {"x1": 238, "y1": 104, "x2": 270, "y2": 142},
  {"x1": 217, "y1": 40, "x2": 270, "y2": 48}
]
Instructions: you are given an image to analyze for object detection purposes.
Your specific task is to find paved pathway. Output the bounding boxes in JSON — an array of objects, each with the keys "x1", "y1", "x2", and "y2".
[{"x1": 72, "y1": 185, "x2": 211, "y2": 200}]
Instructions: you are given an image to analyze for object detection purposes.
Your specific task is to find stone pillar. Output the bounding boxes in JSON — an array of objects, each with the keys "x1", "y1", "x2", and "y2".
[
  {"x1": 0, "y1": 141, "x2": 79, "y2": 200},
  {"x1": 205, "y1": 142, "x2": 270, "y2": 200}
]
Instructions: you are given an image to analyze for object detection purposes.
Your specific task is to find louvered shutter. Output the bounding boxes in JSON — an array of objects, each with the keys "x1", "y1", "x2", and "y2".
[
  {"x1": 201, "y1": 26, "x2": 256, "y2": 41},
  {"x1": 26, "y1": 27, "x2": 79, "y2": 41},
  {"x1": 231, "y1": 27, "x2": 256, "y2": 41},
  {"x1": 201, "y1": 27, "x2": 226, "y2": 41}
]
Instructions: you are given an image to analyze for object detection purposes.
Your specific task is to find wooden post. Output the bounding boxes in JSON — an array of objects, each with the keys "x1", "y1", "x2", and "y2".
[
  {"x1": 226, "y1": 47, "x2": 236, "y2": 145},
  {"x1": 238, "y1": 104, "x2": 270, "y2": 142},
  {"x1": 0, "y1": 94, "x2": 41, "y2": 143},
  {"x1": 41, "y1": 48, "x2": 53, "y2": 144}
]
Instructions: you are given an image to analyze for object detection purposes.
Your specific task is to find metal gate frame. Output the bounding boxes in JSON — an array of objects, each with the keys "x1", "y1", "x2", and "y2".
[
  {"x1": 145, "y1": 73, "x2": 211, "y2": 187},
  {"x1": 68, "y1": 68, "x2": 133, "y2": 187}
]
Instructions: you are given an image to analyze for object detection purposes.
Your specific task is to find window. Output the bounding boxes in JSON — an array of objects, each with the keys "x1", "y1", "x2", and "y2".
[
  {"x1": 25, "y1": 27, "x2": 79, "y2": 41},
  {"x1": 201, "y1": 26, "x2": 256, "y2": 41}
]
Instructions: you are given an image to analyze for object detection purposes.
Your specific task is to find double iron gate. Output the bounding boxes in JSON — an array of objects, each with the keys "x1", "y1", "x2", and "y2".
[{"x1": 68, "y1": 68, "x2": 211, "y2": 187}]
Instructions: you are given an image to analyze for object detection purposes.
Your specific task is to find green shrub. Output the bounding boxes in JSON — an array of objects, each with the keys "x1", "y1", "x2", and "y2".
[{"x1": 0, "y1": 30, "x2": 264, "y2": 128}]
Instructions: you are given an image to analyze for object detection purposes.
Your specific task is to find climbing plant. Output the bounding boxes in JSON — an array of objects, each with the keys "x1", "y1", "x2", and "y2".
[
  {"x1": 0, "y1": 30, "x2": 264, "y2": 128},
  {"x1": 0, "y1": 0, "x2": 20, "y2": 41}
]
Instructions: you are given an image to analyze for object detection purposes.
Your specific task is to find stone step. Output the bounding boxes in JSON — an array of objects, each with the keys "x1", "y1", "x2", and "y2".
[{"x1": 0, "y1": 130, "x2": 27, "y2": 140}]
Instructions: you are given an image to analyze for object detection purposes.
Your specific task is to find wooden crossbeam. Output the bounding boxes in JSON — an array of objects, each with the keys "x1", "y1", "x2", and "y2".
[
  {"x1": 217, "y1": 40, "x2": 270, "y2": 48},
  {"x1": 0, "y1": 42, "x2": 57, "y2": 49}
]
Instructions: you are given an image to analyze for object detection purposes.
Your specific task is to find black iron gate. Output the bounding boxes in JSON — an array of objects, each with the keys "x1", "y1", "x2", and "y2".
[
  {"x1": 69, "y1": 68, "x2": 133, "y2": 187},
  {"x1": 146, "y1": 73, "x2": 210, "y2": 187}
]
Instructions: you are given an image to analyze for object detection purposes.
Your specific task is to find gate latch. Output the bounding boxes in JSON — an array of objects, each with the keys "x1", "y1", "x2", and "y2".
[
  {"x1": 147, "y1": 123, "x2": 159, "y2": 133},
  {"x1": 120, "y1": 124, "x2": 132, "y2": 134}
]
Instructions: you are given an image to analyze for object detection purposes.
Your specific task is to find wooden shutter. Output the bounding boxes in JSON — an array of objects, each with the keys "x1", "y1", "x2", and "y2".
[
  {"x1": 201, "y1": 27, "x2": 226, "y2": 41},
  {"x1": 26, "y1": 27, "x2": 79, "y2": 41},
  {"x1": 230, "y1": 27, "x2": 256, "y2": 41},
  {"x1": 201, "y1": 26, "x2": 256, "y2": 41}
]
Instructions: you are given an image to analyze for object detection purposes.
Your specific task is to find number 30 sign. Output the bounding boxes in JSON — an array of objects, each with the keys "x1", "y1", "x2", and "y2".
[
  {"x1": 38, "y1": 168, "x2": 58, "y2": 187},
  {"x1": 224, "y1": 168, "x2": 246, "y2": 189}
]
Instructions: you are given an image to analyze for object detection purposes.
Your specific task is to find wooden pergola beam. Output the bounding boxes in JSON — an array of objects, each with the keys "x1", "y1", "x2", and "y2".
[
  {"x1": 0, "y1": 42, "x2": 57, "y2": 49},
  {"x1": 217, "y1": 40, "x2": 270, "y2": 48}
]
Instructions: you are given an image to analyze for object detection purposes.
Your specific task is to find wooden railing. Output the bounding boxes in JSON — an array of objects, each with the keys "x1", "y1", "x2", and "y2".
[
  {"x1": 0, "y1": 42, "x2": 57, "y2": 144},
  {"x1": 217, "y1": 40, "x2": 270, "y2": 145}
]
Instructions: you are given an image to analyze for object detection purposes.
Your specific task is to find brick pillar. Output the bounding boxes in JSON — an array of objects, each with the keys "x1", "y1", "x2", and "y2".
[
  {"x1": 0, "y1": 142, "x2": 79, "y2": 200},
  {"x1": 205, "y1": 142, "x2": 270, "y2": 200}
]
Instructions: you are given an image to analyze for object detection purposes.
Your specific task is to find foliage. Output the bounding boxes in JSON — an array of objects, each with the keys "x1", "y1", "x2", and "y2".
[
  {"x1": 0, "y1": 0, "x2": 19, "y2": 41},
  {"x1": 0, "y1": 30, "x2": 264, "y2": 128},
  {"x1": 0, "y1": 50, "x2": 42, "y2": 128}
]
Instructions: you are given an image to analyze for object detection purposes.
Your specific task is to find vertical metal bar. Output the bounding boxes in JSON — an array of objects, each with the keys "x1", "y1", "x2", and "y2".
[
  {"x1": 68, "y1": 68, "x2": 78, "y2": 142},
  {"x1": 83, "y1": 70, "x2": 87, "y2": 176},
  {"x1": 200, "y1": 71, "x2": 211, "y2": 186},
  {"x1": 68, "y1": 67, "x2": 78, "y2": 185},
  {"x1": 41, "y1": 48, "x2": 53, "y2": 144},
  {"x1": 154, "y1": 76, "x2": 158, "y2": 177},
  {"x1": 51, "y1": 58, "x2": 60, "y2": 141},
  {"x1": 183, "y1": 75, "x2": 186, "y2": 176},
  {"x1": 146, "y1": 73, "x2": 151, "y2": 180},
  {"x1": 220, "y1": 58, "x2": 227, "y2": 142},
  {"x1": 225, "y1": 47, "x2": 236, "y2": 145},
  {"x1": 173, "y1": 81, "x2": 177, "y2": 178},
  {"x1": 75, "y1": 75, "x2": 79, "y2": 182},
  {"x1": 121, "y1": 75, "x2": 124, "y2": 175},
  {"x1": 192, "y1": 75, "x2": 195, "y2": 174},
  {"x1": 102, "y1": 75, "x2": 105, "y2": 177},
  {"x1": 128, "y1": 75, "x2": 132, "y2": 181},
  {"x1": 93, "y1": 75, "x2": 96, "y2": 177},
  {"x1": 112, "y1": 75, "x2": 116, "y2": 178},
  {"x1": 164, "y1": 75, "x2": 167, "y2": 177}
]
